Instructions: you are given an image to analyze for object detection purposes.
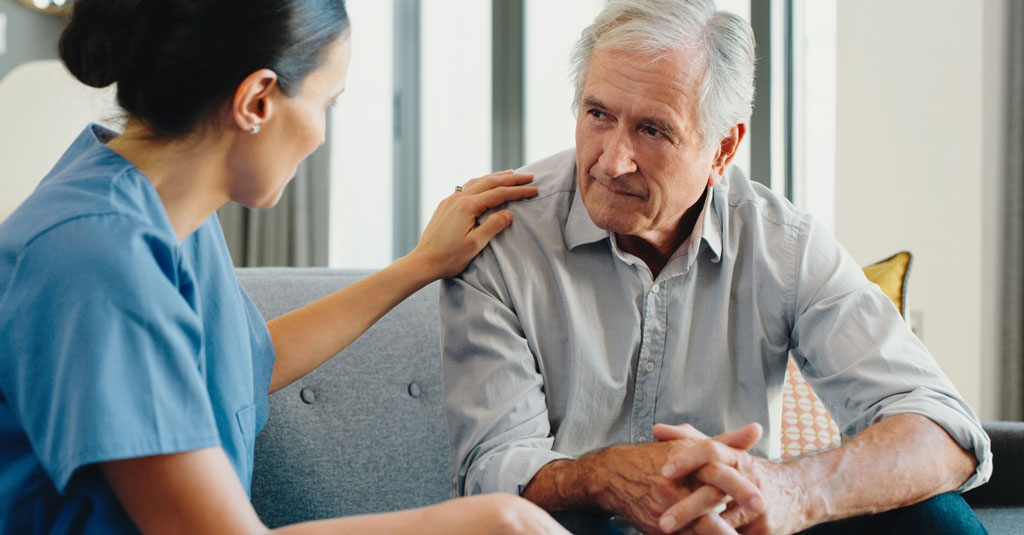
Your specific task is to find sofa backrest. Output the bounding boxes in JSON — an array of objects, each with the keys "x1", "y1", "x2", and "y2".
[{"x1": 238, "y1": 268, "x2": 451, "y2": 528}]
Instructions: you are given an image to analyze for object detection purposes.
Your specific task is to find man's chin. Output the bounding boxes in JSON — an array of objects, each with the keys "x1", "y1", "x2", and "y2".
[{"x1": 590, "y1": 214, "x2": 644, "y2": 237}]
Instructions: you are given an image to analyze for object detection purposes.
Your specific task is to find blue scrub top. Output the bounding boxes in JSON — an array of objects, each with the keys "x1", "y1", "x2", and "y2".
[{"x1": 0, "y1": 124, "x2": 276, "y2": 533}]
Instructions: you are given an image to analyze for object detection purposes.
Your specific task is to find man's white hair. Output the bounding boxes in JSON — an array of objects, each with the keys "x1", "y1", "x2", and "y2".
[{"x1": 571, "y1": 0, "x2": 756, "y2": 149}]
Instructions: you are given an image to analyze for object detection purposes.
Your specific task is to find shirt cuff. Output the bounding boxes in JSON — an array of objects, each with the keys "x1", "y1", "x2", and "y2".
[{"x1": 465, "y1": 446, "x2": 575, "y2": 496}]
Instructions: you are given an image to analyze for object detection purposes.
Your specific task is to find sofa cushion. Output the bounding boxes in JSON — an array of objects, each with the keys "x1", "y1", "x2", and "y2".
[
  {"x1": 861, "y1": 251, "x2": 911, "y2": 317},
  {"x1": 240, "y1": 268, "x2": 451, "y2": 528}
]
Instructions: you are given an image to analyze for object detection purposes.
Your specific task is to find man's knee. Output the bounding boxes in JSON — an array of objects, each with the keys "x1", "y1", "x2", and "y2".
[
  {"x1": 552, "y1": 513, "x2": 626, "y2": 535},
  {"x1": 886, "y1": 492, "x2": 987, "y2": 535},
  {"x1": 801, "y1": 492, "x2": 987, "y2": 535}
]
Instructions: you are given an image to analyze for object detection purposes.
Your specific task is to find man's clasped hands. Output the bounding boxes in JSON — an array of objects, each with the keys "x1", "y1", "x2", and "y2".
[{"x1": 593, "y1": 423, "x2": 810, "y2": 535}]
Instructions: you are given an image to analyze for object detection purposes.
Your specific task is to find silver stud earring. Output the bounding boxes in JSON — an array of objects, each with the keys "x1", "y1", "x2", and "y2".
[{"x1": 249, "y1": 124, "x2": 261, "y2": 134}]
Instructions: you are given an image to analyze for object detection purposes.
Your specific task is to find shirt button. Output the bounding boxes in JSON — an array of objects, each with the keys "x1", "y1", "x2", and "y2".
[
  {"x1": 300, "y1": 388, "x2": 316, "y2": 404},
  {"x1": 651, "y1": 283, "x2": 661, "y2": 294},
  {"x1": 636, "y1": 435, "x2": 649, "y2": 443},
  {"x1": 644, "y1": 361, "x2": 655, "y2": 373},
  {"x1": 408, "y1": 382, "x2": 422, "y2": 398}
]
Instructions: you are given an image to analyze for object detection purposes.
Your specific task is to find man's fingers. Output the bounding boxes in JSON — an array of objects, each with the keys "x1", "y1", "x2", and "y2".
[
  {"x1": 653, "y1": 422, "x2": 762, "y2": 450},
  {"x1": 657, "y1": 485, "x2": 729, "y2": 534},
  {"x1": 653, "y1": 423, "x2": 708, "y2": 442},
  {"x1": 695, "y1": 462, "x2": 765, "y2": 514},
  {"x1": 713, "y1": 423, "x2": 763, "y2": 450},
  {"x1": 661, "y1": 439, "x2": 742, "y2": 480},
  {"x1": 716, "y1": 500, "x2": 759, "y2": 532},
  {"x1": 688, "y1": 511, "x2": 739, "y2": 535}
]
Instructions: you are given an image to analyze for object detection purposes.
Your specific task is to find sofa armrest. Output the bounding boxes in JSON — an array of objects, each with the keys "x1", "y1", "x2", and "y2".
[{"x1": 962, "y1": 421, "x2": 1024, "y2": 507}]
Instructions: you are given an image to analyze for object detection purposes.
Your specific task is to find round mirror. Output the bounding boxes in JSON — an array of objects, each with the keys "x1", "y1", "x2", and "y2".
[{"x1": 16, "y1": 0, "x2": 72, "y2": 17}]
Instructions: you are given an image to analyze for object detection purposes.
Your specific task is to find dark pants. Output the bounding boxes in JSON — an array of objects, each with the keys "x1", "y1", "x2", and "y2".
[
  {"x1": 800, "y1": 492, "x2": 987, "y2": 535},
  {"x1": 554, "y1": 493, "x2": 986, "y2": 535}
]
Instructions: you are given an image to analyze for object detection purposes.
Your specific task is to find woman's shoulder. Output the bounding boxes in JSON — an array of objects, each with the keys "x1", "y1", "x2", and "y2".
[
  {"x1": 2, "y1": 127, "x2": 175, "y2": 258},
  {"x1": 0, "y1": 215, "x2": 183, "y2": 316}
]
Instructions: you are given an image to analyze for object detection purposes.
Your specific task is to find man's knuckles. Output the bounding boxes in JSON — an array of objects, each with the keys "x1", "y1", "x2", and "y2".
[{"x1": 696, "y1": 461, "x2": 733, "y2": 483}]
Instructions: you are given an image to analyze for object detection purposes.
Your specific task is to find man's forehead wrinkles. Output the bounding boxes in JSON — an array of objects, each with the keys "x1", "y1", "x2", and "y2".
[
  {"x1": 582, "y1": 52, "x2": 697, "y2": 128},
  {"x1": 599, "y1": 47, "x2": 700, "y2": 89}
]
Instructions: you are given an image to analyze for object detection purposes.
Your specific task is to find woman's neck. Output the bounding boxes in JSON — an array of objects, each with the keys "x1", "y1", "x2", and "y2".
[{"x1": 105, "y1": 121, "x2": 232, "y2": 241}]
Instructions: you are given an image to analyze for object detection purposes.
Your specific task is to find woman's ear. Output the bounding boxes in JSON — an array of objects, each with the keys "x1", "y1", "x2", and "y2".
[
  {"x1": 708, "y1": 123, "x2": 747, "y2": 185},
  {"x1": 232, "y1": 69, "x2": 279, "y2": 134}
]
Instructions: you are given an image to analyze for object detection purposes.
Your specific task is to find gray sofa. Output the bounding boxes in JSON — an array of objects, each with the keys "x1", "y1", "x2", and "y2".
[{"x1": 240, "y1": 268, "x2": 1024, "y2": 533}]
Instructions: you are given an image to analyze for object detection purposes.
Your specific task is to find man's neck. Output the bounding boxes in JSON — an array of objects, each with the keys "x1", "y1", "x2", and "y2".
[{"x1": 617, "y1": 188, "x2": 708, "y2": 278}]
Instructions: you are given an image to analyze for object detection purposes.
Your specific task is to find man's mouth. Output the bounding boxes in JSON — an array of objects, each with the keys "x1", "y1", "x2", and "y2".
[{"x1": 592, "y1": 176, "x2": 643, "y2": 198}]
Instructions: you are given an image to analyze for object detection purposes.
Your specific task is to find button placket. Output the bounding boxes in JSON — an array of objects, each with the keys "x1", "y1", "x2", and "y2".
[
  {"x1": 641, "y1": 278, "x2": 674, "y2": 442},
  {"x1": 631, "y1": 279, "x2": 671, "y2": 444},
  {"x1": 630, "y1": 286, "x2": 658, "y2": 444}
]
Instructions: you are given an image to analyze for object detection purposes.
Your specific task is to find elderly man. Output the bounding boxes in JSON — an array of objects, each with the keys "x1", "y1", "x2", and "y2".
[{"x1": 441, "y1": 1, "x2": 991, "y2": 534}]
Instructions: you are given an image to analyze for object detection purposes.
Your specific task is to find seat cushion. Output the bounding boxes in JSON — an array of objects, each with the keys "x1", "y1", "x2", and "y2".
[{"x1": 240, "y1": 268, "x2": 452, "y2": 527}]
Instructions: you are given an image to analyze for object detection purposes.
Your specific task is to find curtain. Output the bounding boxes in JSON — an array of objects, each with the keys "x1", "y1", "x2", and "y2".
[
  {"x1": 218, "y1": 121, "x2": 331, "y2": 268},
  {"x1": 1001, "y1": 0, "x2": 1024, "y2": 421}
]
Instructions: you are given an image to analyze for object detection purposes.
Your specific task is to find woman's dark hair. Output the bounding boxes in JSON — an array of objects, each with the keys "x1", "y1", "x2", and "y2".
[{"x1": 59, "y1": 0, "x2": 350, "y2": 138}]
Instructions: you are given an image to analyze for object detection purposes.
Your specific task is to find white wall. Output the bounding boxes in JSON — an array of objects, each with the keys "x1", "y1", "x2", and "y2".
[
  {"x1": 835, "y1": 0, "x2": 1006, "y2": 418},
  {"x1": 0, "y1": 60, "x2": 119, "y2": 222}
]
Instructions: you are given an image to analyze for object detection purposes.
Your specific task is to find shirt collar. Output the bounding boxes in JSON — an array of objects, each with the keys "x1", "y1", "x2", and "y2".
[
  {"x1": 564, "y1": 178, "x2": 610, "y2": 250},
  {"x1": 704, "y1": 179, "x2": 726, "y2": 263},
  {"x1": 564, "y1": 177, "x2": 726, "y2": 265}
]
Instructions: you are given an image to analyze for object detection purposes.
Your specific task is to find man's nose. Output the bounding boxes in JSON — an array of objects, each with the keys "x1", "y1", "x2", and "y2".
[{"x1": 597, "y1": 127, "x2": 638, "y2": 178}]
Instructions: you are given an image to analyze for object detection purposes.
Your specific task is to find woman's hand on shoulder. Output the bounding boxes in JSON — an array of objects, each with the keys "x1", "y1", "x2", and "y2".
[
  {"x1": 425, "y1": 493, "x2": 571, "y2": 535},
  {"x1": 407, "y1": 170, "x2": 537, "y2": 280}
]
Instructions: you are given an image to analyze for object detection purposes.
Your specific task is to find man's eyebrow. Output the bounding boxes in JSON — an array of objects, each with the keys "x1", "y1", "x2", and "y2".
[{"x1": 582, "y1": 96, "x2": 680, "y2": 139}]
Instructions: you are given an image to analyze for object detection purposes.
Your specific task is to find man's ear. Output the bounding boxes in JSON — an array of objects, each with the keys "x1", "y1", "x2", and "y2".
[
  {"x1": 708, "y1": 123, "x2": 746, "y2": 186},
  {"x1": 232, "y1": 69, "x2": 279, "y2": 133}
]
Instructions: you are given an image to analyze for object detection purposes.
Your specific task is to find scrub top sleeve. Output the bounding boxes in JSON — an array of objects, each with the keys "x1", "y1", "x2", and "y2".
[{"x1": 0, "y1": 216, "x2": 221, "y2": 493}]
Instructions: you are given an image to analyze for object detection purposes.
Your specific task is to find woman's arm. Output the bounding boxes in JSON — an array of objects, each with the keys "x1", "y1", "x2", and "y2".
[
  {"x1": 266, "y1": 171, "x2": 535, "y2": 393},
  {"x1": 101, "y1": 448, "x2": 570, "y2": 535}
]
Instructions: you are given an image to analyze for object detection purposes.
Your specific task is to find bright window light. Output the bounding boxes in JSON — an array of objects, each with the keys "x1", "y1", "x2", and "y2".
[{"x1": 328, "y1": 1, "x2": 394, "y2": 269}]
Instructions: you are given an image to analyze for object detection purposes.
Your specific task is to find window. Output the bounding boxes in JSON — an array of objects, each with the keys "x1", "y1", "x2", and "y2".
[
  {"x1": 419, "y1": 1, "x2": 493, "y2": 234},
  {"x1": 523, "y1": 0, "x2": 607, "y2": 163},
  {"x1": 790, "y1": 0, "x2": 837, "y2": 232},
  {"x1": 326, "y1": 0, "x2": 833, "y2": 266},
  {"x1": 328, "y1": 1, "x2": 394, "y2": 268}
]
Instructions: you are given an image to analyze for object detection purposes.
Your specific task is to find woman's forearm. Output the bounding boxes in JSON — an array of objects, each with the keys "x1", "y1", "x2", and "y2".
[
  {"x1": 271, "y1": 507, "x2": 428, "y2": 535},
  {"x1": 266, "y1": 254, "x2": 436, "y2": 393}
]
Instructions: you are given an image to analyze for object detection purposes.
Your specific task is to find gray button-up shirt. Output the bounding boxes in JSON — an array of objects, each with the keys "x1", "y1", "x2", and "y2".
[{"x1": 441, "y1": 148, "x2": 991, "y2": 497}]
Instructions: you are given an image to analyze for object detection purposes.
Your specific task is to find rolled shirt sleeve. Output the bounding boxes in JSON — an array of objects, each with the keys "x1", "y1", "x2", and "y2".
[
  {"x1": 0, "y1": 216, "x2": 221, "y2": 493},
  {"x1": 789, "y1": 214, "x2": 991, "y2": 491},
  {"x1": 441, "y1": 245, "x2": 572, "y2": 496}
]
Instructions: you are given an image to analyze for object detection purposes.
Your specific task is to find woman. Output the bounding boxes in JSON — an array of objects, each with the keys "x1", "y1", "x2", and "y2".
[{"x1": 0, "y1": 1, "x2": 569, "y2": 534}]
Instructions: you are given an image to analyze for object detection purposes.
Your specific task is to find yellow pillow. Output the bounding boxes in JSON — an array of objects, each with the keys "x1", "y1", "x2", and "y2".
[{"x1": 861, "y1": 251, "x2": 912, "y2": 318}]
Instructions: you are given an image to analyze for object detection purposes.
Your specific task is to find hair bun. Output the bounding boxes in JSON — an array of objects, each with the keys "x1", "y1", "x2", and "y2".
[{"x1": 58, "y1": 0, "x2": 152, "y2": 88}]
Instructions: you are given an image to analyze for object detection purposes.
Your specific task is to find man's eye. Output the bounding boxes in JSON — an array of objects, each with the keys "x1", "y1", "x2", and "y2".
[
  {"x1": 641, "y1": 126, "x2": 661, "y2": 137},
  {"x1": 588, "y1": 109, "x2": 606, "y2": 119}
]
